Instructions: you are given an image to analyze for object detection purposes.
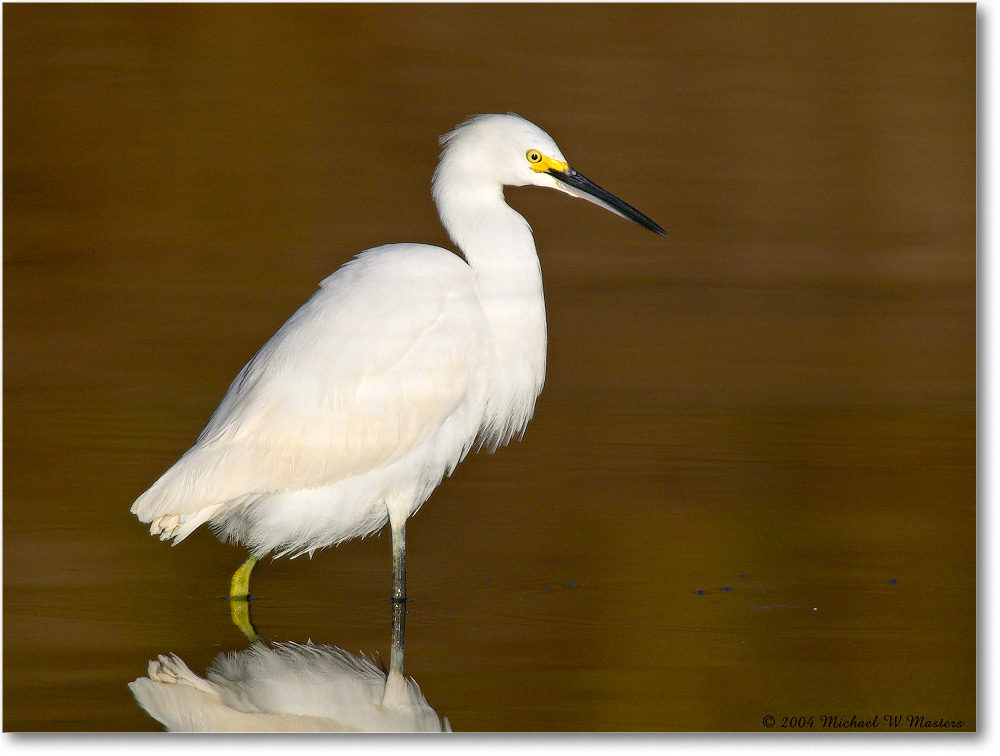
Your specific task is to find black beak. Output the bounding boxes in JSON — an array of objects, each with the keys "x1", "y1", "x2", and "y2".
[{"x1": 548, "y1": 166, "x2": 668, "y2": 238}]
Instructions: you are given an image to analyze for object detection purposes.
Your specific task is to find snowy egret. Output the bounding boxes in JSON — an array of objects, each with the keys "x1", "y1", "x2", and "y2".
[{"x1": 131, "y1": 113, "x2": 666, "y2": 602}]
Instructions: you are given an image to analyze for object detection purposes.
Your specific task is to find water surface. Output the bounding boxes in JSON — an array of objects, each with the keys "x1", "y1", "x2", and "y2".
[{"x1": 3, "y1": 3, "x2": 975, "y2": 731}]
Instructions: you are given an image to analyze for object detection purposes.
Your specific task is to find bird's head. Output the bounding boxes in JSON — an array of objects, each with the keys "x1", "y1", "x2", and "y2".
[{"x1": 434, "y1": 113, "x2": 667, "y2": 237}]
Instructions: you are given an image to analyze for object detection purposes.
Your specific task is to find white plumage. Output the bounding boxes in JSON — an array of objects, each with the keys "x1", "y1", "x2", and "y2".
[{"x1": 131, "y1": 113, "x2": 665, "y2": 597}]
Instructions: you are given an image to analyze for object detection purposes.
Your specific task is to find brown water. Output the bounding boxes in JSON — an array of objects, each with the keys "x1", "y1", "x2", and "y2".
[{"x1": 3, "y1": 3, "x2": 975, "y2": 732}]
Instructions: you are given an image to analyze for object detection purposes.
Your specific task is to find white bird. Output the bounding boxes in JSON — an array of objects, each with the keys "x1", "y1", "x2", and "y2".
[
  {"x1": 131, "y1": 113, "x2": 666, "y2": 602},
  {"x1": 129, "y1": 642, "x2": 450, "y2": 732}
]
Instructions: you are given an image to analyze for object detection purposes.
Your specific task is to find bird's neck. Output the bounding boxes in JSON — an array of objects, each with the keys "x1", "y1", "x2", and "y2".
[{"x1": 437, "y1": 185, "x2": 548, "y2": 446}]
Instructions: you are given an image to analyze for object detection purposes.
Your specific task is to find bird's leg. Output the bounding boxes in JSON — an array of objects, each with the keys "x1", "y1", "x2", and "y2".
[
  {"x1": 390, "y1": 520, "x2": 407, "y2": 603},
  {"x1": 228, "y1": 555, "x2": 259, "y2": 600},
  {"x1": 227, "y1": 555, "x2": 261, "y2": 642},
  {"x1": 388, "y1": 517, "x2": 408, "y2": 674}
]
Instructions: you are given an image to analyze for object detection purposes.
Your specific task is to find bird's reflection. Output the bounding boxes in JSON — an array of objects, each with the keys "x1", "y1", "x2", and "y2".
[{"x1": 128, "y1": 600, "x2": 449, "y2": 732}]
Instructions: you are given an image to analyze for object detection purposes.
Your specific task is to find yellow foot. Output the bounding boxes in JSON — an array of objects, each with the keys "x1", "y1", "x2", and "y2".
[
  {"x1": 228, "y1": 556, "x2": 259, "y2": 600},
  {"x1": 229, "y1": 597, "x2": 261, "y2": 642}
]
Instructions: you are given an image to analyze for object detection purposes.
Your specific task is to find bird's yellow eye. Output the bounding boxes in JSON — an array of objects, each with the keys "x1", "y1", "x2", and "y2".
[{"x1": 526, "y1": 149, "x2": 568, "y2": 174}]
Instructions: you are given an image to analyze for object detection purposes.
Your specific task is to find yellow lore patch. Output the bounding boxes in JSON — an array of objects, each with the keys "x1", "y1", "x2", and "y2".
[{"x1": 526, "y1": 149, "x2": 569, "y2": 174}]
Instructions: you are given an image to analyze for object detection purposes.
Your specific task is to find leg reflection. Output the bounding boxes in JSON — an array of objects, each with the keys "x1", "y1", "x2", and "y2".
[
  {"x1": 390, "y1": 595, "x2": 406, "y2": 676},
  {"x1": 229, "y1": 597, "x2": 261, "y2": 642}
]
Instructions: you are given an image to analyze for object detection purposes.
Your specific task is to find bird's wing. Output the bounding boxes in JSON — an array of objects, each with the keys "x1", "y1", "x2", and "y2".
[{"x1": 131, "y1": 245, "x2": 486, "y2": 523}]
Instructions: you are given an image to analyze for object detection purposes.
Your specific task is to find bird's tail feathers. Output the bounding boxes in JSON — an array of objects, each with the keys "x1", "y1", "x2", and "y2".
[
  {"x1": 131, "y1": 461, "x2": 254, "y2": 545},
  {"x1": 145, "y1": 504, "x2": 227, "y2": 545}
]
